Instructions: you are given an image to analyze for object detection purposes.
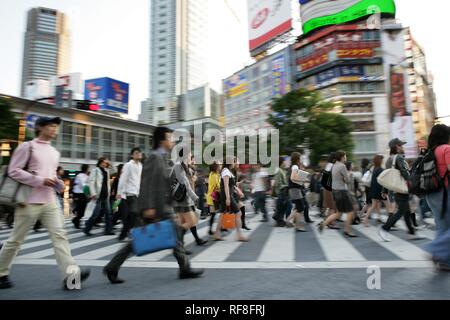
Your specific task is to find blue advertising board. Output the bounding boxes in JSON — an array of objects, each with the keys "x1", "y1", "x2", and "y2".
[{"x1": 84, "y1": 77, "x2": 129, "y2": 114}]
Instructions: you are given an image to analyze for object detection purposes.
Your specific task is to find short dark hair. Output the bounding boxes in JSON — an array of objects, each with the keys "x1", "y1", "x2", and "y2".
[
  {"x1": 346, "y1": 162, "x2": 353, "y2": 171},
  {"x1": 373, "y1": 155, "x2": 384, "y2": 168},
  {"x1": 130, "y1": 147, "x2": 141, "y2": 155},
  {"x1": 57, "y1": 166, "x2": 64, "y2": 172},
  {"x1": 390, "y1": 147, "x2": 398, "y2": 155},
  {"x1": 152, "y1": 127, "x2": 173, "y2": 150},
  {"x1": 335, "y1": 151, "x2": 346, "y2": 162},
  {"x1": 209, "y1": 162, "x2": 219, "y2": 173},
  {"x1": 428, "y1": 124, "x2": 450, "y2": 150},
  {"x1": 81, "y1": 164, "x2": 89, "y2": 173},
  {"x1": 279, "y1": 156, "x2": 286, "y2": 167},
  {"x1": 97, "y1": 157, "x2": 107, "y2": 167},
  {"x1": 291, "y1": 152, "x2": 301, "y2": 166},
  {"x1": 361, "y1": 158, "x2": 370, "y2": 169},
  {"x1": 327, "y1": 152, "x2": 337, "y2": 164}
]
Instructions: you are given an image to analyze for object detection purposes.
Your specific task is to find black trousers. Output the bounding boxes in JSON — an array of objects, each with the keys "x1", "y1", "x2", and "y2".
[
  {"x1": 383, "y1": 194, "x2": 415, "y2": 234},
  {"x1": 72, "y1": 193, "x2": 88, "y2": 222},
  {"x1": 119, "y1": 196, "x2": 139, "y2": 238},
  {"x1": 254, "y1": 191, "x2": 268, "y2": 219},
  {"x1": 105, "y1": 219, "x2": 190, "y2": 273}
]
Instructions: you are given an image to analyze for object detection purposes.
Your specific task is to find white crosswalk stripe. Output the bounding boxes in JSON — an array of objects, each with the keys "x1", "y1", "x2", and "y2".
[
  {"x1": 258, "y1": 227, "x2": 295, "y2": 262},
  {"x1": 5, "y1": 212, "x2": 437, "y2": 269},
  {"x1": 311, "y1": 222, "x2": 367, "y2": 261}
]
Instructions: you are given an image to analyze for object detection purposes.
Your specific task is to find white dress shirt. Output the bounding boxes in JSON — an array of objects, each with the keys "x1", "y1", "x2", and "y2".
[
  {"x1": 118, "y1": 160, "x2": 143, "y2": 198},
  {"x1": 73, "y1": 173, "x2": 88, "y2": 194}
]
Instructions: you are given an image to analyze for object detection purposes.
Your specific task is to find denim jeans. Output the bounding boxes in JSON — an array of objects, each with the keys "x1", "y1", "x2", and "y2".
[
  {"x1": 426, "y1": 186, "x2": 450, "y2": 265},
  {"x1": 84, "y1": 198, "x2": 113, "y2": 234}
]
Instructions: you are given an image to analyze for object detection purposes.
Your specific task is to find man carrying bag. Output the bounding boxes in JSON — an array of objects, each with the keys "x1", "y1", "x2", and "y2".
[{"x1": 103, "y1": 127, "x2": 204, "y2": 284}]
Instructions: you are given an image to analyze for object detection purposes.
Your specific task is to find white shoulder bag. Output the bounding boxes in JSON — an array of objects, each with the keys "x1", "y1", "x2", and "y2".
[{"x1": 376, "y1": 155, "x2": 408, "y2": 194}]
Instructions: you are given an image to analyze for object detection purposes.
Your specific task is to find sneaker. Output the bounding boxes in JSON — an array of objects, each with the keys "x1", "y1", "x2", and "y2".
[
  {"x1": 413, "y1": 224, "x2": 427, "y2": 230},
  {"x1": 378, "y1": 226, "x2": 392, "y2": 242},
  {"x1": 0, "y1": 276, "x2": 13, "y2": 289}
]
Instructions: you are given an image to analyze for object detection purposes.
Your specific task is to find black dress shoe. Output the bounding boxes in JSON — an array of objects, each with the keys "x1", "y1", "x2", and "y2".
[
  {"x1": 63, "y1": 269, "x2": 91, "y2": 290},
  {"x1": 179, "y1": 268, "x2": 204, "y2": 279},
  {"x1": 105, "y1": 232, "x2": 115, "y2": 236},
  {"x1": 196, "y1": 239, "x2": 208, "y2": 246},
  {"x1": 0, "y1": 276, "x2": 13, "y2": 289},
  {"x1": 185, "y1": 249, "x2": 193, "y2": 255},
  {"x1": 208, "y1": 230, "x2": 214, "y2": 236},
  {"x1": 242, "y1": 225, "x2": 251, "y2": 230},
  {"x1": 103, "y1": 268, "x2": 125, "y2": 284}
]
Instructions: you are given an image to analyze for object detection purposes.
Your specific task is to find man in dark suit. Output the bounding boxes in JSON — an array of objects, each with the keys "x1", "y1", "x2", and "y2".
[{"x1": 103, "y1": 127, "x2": 204, "y2": 283}]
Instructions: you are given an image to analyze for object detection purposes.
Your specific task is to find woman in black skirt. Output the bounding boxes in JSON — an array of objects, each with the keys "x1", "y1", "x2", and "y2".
[
  {"x1": 362, "y1": 155, "x2": 394, "y2": 227},
  {"x1": 213, "y1": 156, "x2": 248, "y2": 242},
  {"x1": 319, "y1": 151, "x2": 357, "y2": 237}
]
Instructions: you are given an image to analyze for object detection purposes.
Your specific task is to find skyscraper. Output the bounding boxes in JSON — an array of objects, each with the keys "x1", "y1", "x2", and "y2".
[
  {"x1": 139, "y1": 0, "x2": 208, "y2": 126},
  {"x1": 20, "y1": 7, "x2": 70, "y2": 97}
]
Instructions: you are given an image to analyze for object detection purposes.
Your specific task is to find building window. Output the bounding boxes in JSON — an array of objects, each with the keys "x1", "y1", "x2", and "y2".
[
  {"x1": 158, "y1": 90, "x2": 166, "y2": 93},
  {"x1": 158, "y1": 72, "x2": 166, "y2": 76},
  {"x1": 158, "y1": 55, "x2": 166, "y2": 59},
  {"x1": 352, "y1": 121, "x2": 375, "y2": 132}
]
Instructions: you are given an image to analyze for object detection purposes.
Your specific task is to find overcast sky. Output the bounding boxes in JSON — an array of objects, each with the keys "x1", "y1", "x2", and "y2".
[{"x1": 0, "y1": 0, "x2": 448, "y2": 123}]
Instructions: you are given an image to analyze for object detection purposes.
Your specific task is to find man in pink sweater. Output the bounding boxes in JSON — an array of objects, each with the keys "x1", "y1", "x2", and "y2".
[{"x1": 0, "y1": 117, "x2": 90, "y2": 290}]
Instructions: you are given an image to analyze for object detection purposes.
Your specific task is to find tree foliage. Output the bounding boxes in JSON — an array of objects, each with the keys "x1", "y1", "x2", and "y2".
[
  {"x1": 0, "y1": 98, "x2": 18, "y2": 141},
  {"x1": 268, "y1": 88, "x2": 354, "y2": 166}
]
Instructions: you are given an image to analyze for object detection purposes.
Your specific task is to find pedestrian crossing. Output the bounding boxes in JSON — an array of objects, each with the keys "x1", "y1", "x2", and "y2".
[{"x1": 0, "y1": 211, "x2": 437, "y2": 270}]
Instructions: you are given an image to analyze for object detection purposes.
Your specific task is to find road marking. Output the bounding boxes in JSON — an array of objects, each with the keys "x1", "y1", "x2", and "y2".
[
  {"x1": 13, "y1": 258, "x2": 434, "y2": 269},
  {"x1": 311, "y1": 222, "x2": 366, "y2": 261},
  {"x1": 354, "y1": 225, "x2": 430, "y2": 261},
  {"x1": 258, "y1": 227, "x2": 295, "y2": 262}
]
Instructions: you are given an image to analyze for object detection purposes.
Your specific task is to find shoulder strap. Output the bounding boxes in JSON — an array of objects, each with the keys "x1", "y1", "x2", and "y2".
[{"x1": 23, "y1": 141, "x2": 34, "y2": 172}]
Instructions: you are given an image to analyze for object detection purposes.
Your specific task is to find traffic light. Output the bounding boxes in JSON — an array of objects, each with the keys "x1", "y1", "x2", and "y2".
[{"x1": 75, "y1": 100, "x2": 100, "y2": 111}]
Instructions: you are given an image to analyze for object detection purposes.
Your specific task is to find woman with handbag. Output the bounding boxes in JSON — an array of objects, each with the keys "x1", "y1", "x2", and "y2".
[
  {"x1": 173, "y1": 152, "x2": 208, "y2": 247},
  {"x1": 206, "y1": 162, "x2": 221, "y2": 235},
  {"x1": 321, "y1": 152, "x2": 337, "y2": 220},
  {"x1": 318, "y1": 151, "x2": 357, "y2": 238},
  {"x1": 213, "y1": 157, "x2": 248, "y2": 242},
  {"x1": 362, "y1": 155, "x2": 394, "y2": 227},
  {"x1": 286, "y1": 152, "x2": 307, "y2": 232},
  {"x1": 378, "y1": 139, "x2": 423, "y2": 242}
]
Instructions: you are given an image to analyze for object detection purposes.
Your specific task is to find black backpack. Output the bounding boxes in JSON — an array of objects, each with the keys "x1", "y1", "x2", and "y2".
[
  {"x1": 409, "y1": 148, "x2": 446, "y2": 196},
  {"x1": 321, "y1": 167, "x2": 333, "y2": 192}
]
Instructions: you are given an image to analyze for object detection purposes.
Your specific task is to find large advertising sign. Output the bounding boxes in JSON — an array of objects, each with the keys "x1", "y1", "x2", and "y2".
[
  {"x1": 224, "y1": 73, "x2": 249, "y2": 98},
  {"x1": 248, "y1": 0, "x2": 293, "y2": 54},
  {"x1": 389, "y1": 66, "x2": 417, "y2": 158},
  {"x1": 272, "y1": 55, "x2": 288, "y2": 98},
  {"x1": 299, "y1": 0, "x2": 396, "y2": 35},
  {"x1": 84, "y1": 77, "x2": 129, "y2": 114}
]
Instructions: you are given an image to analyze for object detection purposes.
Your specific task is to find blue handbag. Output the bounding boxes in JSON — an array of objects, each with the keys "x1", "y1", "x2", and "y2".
[{"x1": 131, "y1": 220, "x2": 177, "y2": 256}]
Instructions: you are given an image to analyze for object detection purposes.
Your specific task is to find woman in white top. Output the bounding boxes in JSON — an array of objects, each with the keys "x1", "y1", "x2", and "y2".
[
  {"x1": 213, "y1": 156, "x2": 248, "y2": 242},
  {"x1": 286, "y1": 152, "x2": 307, "y2": 232},
  {"x1": 71, "y1": 164, "x2": 90, "y2": 229}
]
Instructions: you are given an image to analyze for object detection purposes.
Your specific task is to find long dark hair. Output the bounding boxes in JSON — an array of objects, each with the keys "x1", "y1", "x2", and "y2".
[
  {"x1": 97, "y1": 157, "x2": 107, "y2": 167},
  {"x1": 428, "y1": 124, "x2": 450, "y2": 150}
]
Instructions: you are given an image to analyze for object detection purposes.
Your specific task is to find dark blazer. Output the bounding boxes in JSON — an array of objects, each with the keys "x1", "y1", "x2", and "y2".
[{"x1": 137, "y1": 150, "x2": 174, "y2": 220}]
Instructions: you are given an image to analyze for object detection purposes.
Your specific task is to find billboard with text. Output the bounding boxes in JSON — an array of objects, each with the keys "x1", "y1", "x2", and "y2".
[{"x1": 248, "y1": 0, "x2": 292, "y2": 54}]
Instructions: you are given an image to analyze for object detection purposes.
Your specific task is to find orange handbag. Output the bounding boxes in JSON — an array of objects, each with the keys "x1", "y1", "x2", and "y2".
[{"x1": 221, "y1": 213, "x2": 236, "y2": 229}]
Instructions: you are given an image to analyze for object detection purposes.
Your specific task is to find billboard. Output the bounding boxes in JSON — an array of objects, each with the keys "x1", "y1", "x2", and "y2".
[
  {"x1": 84, "y1": 77, "x2": 129, "y2": 114},
  {"x1": 224, "y1": 73, "x2": 249, "y2": 98},
  {"x1": 299, "y1": 0, "x2": 396, "y2": 35},
  {"x1": 248, "y1": 0, "x2": 293, "y2": 54},
  {"x1": 389, "y1": 65, "x2": 417, "y2": 158},
  {"x1": 272, "y1": 55, "x2": 288, "y2": 98}
]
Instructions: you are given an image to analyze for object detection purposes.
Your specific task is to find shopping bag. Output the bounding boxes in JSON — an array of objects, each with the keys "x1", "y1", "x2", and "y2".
[
  {"x1": 221, "y1": 212, "x2": 236, "y2": 230},
  {"x1": 131, "y1": 219, "x2": 177, "y2": 256},
  {"x1": 84, "y1": 200, "x2": 97, "y2": 220}
]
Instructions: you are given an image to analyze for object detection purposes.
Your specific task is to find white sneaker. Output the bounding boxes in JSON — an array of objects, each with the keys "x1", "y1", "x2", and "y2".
[
  {"x1": 378, "y1": 226, "x2": 392, "y2": 242},
  {"x1": 413, "y1": 224, "x2": 427, "y2": 230},
  {"x1": 407, "y1": 233, "x2": 426, "y2": 240}
]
